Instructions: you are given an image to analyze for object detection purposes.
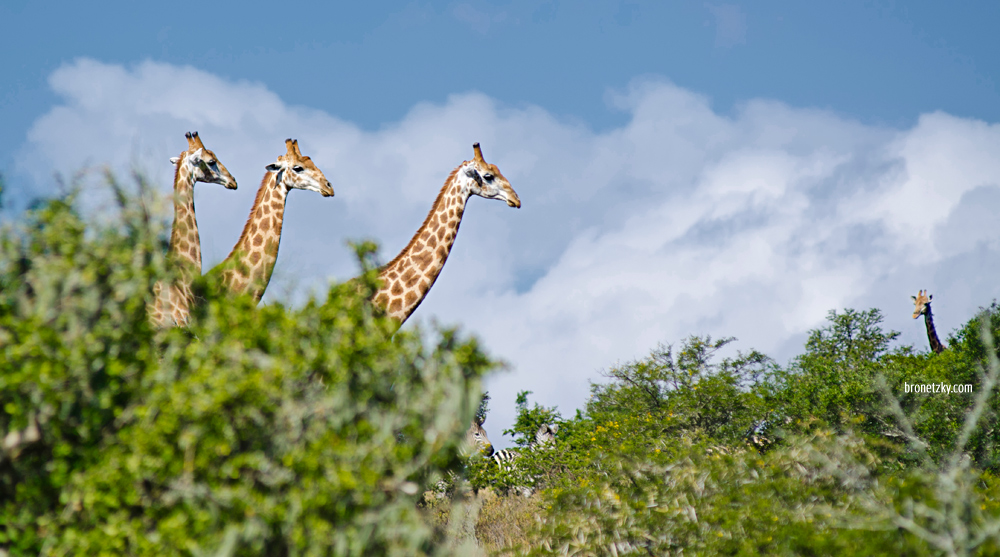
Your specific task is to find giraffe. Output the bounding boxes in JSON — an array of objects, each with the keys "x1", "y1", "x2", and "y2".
[
  {"x1": 209, "y1": 138, "x2": 333, "y2": 303},
  {"x1": 149, "y1": 131, "x2": 238, "y2": 328},
  {"x1": 372, "y1": 143, "x2": 520, "y2": 324},
  {"x1": 912, "y1": 289, "x2": 946, "y2": 354}
]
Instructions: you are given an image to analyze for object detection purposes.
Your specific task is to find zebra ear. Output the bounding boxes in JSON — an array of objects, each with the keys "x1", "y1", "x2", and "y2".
[{"x1": 550, "y1": 424, "x2": 559, "y2": 434}]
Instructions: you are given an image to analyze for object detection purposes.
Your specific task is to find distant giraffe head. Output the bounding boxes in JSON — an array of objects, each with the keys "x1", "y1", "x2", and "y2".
[
  {"x1": 169, "y1": 131, "x2": 238, "y2": 190},
  {"x1": 460, "y1": 143, "x2": 520, "y2": 208},
  {"x1": 465, "y1": 415, "x2": 494, "y2": 457},
  {"x1": 265, "y1": 138, "x2": 334, "y2": 197},
  {"x1": 912, "y1": 289, "x2": 933, "y2": 319}
]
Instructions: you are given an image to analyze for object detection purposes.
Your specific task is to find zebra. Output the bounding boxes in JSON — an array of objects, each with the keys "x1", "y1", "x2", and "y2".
[
  {"x1": 426, "y1": 416, "x2": 496, "y2": 503},
  {"x1": 465, "y1": 415, "x2": 495, "y2": 458},
  {"x1": 490, "y1": 423, "x2": 558, "y2": 496}
]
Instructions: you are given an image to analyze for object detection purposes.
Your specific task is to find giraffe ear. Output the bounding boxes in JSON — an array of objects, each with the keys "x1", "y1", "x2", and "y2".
[
  {"x1": 929, "y1": 294, "x2": 933, "y2": 301},
  {"x1": 911, "y1": 296, "x2": 917, "y2": 301},
  {"x1": 265, "y1": 163, "x2": 282, "y2": 172},
  {"x1": 465, "y1": 167, "x2": 483, "y2": 186},
  {"x1": 169, "y1": 156, "x2": 181, "y2": 165}
]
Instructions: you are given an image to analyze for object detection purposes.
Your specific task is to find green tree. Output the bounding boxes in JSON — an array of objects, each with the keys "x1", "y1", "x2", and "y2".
[
  {"x1": 771, "y1": 308, "x2": 902, "y2": 437},
  {"x1": 0, "y1": 177, "x2": 498, "y2": 556},
  {"x1": 502, "y1": 391, "x2": 561, "y2": 449},
  {"x1": 588, "y1": 336, "x2": 772, "y2": 447}
]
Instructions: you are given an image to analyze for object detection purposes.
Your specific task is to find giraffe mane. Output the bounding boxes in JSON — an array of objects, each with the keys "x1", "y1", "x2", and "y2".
[
  {"x1": 171, "y1": 150, "x2": 187, "y2": 187},
  {"x1": 381, "y1": 164, "x2": 465, "y2": 272},
  {"x1": 225, "y1": 172, "x2": 276, "y2": 260}
]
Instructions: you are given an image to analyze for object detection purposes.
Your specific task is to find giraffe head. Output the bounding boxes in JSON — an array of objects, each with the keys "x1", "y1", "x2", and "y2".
[
  {"x1": 458, "y1": 143, "x2": 520, "y2": 208},
  {"x1": 465, "y1": 415, "x2": 494, "y2": 457},
  {"x1": 912, "y1": 290, "x2": 933, "y2": 319},
  {"x1": 265, "y1": 138, "x2": 334, "y2": 197},
  {"x1": 168, "y1": 131, "x2": 238, "y2": 189}
]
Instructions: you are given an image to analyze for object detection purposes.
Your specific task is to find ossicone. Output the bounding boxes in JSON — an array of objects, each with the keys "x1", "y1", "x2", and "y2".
[{"x1": 186, "y1": 131, "x2": 205, "y2": 149}]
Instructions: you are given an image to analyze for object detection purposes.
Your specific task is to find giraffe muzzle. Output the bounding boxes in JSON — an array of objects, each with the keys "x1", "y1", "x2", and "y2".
[{"x1": 320, "y1": 181, "x2": 335, "y2": 197}]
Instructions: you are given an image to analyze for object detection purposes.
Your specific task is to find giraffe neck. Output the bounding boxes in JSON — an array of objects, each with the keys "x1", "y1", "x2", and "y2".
[
  {"x1": 168, "y1": 165, "x2": 201, "y2": 277},
  {"x1": 924, "y1": 305, "x2": 945, "y2": 354},
  {"x1": 148, "y1": 161, "x2": 200, "y2": 329},
  {"x1": 214, "y1": 172, "x2": 288, "y2": 302},
  {"x1": 374, "y1": 168, "x2": 469, "y2": 323}
]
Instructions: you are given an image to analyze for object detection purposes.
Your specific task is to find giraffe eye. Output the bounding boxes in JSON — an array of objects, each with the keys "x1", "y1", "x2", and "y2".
[
  {"x1": 206, "y1": 160, "x2": 216, "y2": 166},
  {"x1": 293, "y1": 166, "x2": 304, "y2": 173},
  {"x1": 483, "y1": 173, "x2": 494, "y2": 182}
]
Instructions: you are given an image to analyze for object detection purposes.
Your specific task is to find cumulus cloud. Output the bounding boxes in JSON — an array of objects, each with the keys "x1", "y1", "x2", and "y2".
[{"x1": 17, "y1": 58, "x2": 1000, "y2": 446}]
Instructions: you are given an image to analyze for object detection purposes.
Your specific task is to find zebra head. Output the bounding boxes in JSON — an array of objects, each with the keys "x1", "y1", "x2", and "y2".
[
  {"x1": 466, "y1": 416, "x2": 494, "y2": 457},
  {"x1": 535, "y1": 423, "x2": 558, "y2": 446}
]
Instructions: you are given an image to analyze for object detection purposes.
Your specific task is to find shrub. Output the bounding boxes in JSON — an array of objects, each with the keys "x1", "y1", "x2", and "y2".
[
  {"x1": 0, "y1": 177, "x2": 497, "y2": 556},
  {"x1": 490, "y1": 316, "x2": 1000, "y2": 555}
]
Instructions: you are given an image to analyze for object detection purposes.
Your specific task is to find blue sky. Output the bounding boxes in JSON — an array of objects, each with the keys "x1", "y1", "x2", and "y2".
[
  {"x1": 2, "y1": 1, "x2": 1000, "y2": 442},
  {"x1": 3, "y1": 0, "x2": 998, "y2": 167}
]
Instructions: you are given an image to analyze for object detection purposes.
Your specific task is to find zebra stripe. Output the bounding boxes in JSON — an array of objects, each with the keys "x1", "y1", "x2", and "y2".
[
  {"x1": 465, "y1": 416, "x2": 494, "y2": 457},
  {"x1": 491, "y1": 448, "x2": 518, "y2": 469},
  {"x1": 490, "y1": 424, "x2": 558, "y2": 495}
]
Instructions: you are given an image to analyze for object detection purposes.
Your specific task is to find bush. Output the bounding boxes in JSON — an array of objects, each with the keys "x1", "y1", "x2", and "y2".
[
  {"x1": 475, "y1": 315, "x2": 1000, "y2": 556},
  {"x1": 0, "y1": 177, "x2": 497, "y2": 556}
]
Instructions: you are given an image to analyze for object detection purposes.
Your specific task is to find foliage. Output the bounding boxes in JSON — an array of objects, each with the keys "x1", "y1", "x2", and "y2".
[
  {"x1": 0, "y1": 177, "x2": 498, "y2": 556},
  {"x1": 476, "y1": 393, "x2": 491, "y2": 426},
  {"x1": 471, "y1": 313, "x2": 1000, "y2": 556},
  {"x1": 502, "y1": 392, "x2": 561, "y2": 449},
  {"x1": 5, "y1": 172, "x2": 1000, "y2": 556},
  {"x1": 474, "y1": 492, "x2": 541, "y2": 555},
  {"x1": 769, "y1": 308, "x2": 901, "y2": 438},
  {"x1": 589, "y1": 336, "x2": 772, "y2": 446}
]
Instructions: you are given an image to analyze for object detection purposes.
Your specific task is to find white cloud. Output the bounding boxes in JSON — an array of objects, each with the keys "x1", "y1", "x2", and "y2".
[{"x1": 17, "y1": 59, "x2": 1000, "y2": 447}]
